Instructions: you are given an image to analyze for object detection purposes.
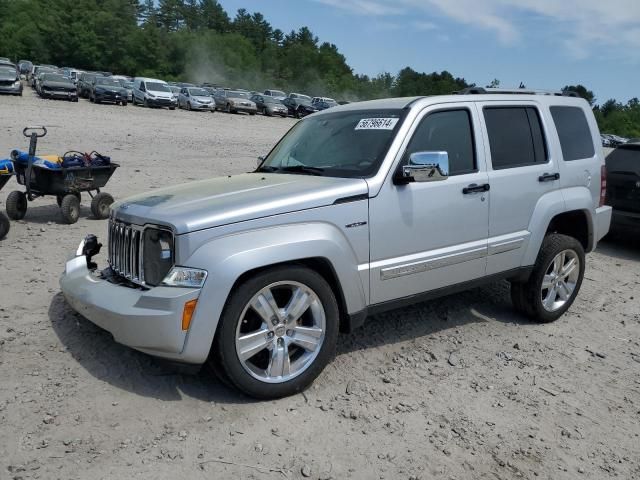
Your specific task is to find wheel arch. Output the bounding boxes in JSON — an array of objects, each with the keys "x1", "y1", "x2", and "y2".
[{"x1": 179, "y1": 223, "x2": 367, "y2": 364}]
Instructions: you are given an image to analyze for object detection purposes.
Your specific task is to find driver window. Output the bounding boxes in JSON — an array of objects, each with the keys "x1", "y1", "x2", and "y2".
[
  {"x1": 404, "y1": 109, "x2": 476, "y2": 176},
  {"x1": 140, "y1": 83, "x2": 146, "y2": 92}
]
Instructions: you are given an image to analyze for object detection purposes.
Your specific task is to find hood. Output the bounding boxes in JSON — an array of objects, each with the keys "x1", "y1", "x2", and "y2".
[
  {"x1": 230, "y1": 96, "x2": 253, "y2": 104},
  {"x1": 112, "y1": 173, "x2": 369, "y2": 234},
  {"x1": 96, "y1": 85, "x2": 125, "y2": 93},
  {"x1": 192, "y1": 95, "x2": 212, "y2": 102},
  {"x1": 149, "y1": 90, "x2": 173, "y2": 98},
  {"x1": 42, "y1": 80, "x2": 74, "y2": 89},
  {"x1": 0, "y1": 71, "x2": 17, "y2": 81}
]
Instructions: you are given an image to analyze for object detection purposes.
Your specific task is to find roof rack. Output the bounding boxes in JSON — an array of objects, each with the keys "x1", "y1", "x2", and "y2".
[{"x1": 455, "y1": 87, "x2": 580, "y2": 97}]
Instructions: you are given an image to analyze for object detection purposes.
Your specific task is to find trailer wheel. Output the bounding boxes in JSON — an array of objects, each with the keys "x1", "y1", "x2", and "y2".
[
  {"x1": 0, "y1": 213, "x2": 9, "y2": 240},
  {"x1": 57, "y1": 192, "x2": 80, "y2": 207},
  {"x1": 60, "y1": 194, "x2": 80, "y2": 224},
  {"x1": 6, "y1": 191, "x2": 27, "y2": 220},
  {"x1": 90, "y1": 192, "x2": 114, "y2": 219}
]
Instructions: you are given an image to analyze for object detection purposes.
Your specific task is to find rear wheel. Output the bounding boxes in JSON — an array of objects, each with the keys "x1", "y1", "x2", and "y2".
[
  {"x1": 60, "y1": 194, "x2": 80, "y2": 224},
  {"x1": 510, "y1": 234, "x2": 585, "y2": 323},
  {"x1": 187, "y1": 102, "x2": 192, "y2": 111},
  {"x1": 212, "y1": 266, "x2": 339, "y2": 399},
  {"x1": 0, "y1": 213, "x2": 9, "y2": 240},
  {"x1": 6, "y1": 190, "x2": 27, "y2": 220},
  {"x1": 90, "y1": 192, "x2": 114, "y2": 219}
]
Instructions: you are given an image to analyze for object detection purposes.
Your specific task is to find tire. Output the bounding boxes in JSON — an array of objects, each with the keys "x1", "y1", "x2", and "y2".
[
  {"x1": 122, "y1": 101, "x2": 127, "y2": 106},
  {"x1": 144, "y1": 98, "x2": 149, "y2": 108},
  {"x1": 249, "y1": 112, "x2": 255, "y2": 116},
  {"x1": 212, "y1": 266, "x2": 339, "y2": 399},
  {"x1": 56, "y1": 192, "x2": 80, "y2": 207},
  {"x1": 510, "y1": 233, "x2": 585, "y2": 323},
  {"x1": 225, "y1": 103, "x2": 231, "y2": 114},
  {"x1": 169, "y1": 106, "x2": 175, "y2": 110},
  {"x1": 187, "y1": 102, "x2": 191, "y2": 111},
  {"x1": 0, "y1": 213, "x2": 9, "y2": 240},
  {"x1": 90, "y1": 192, "x2": 114, "y2": 219},
  {"x1": 295, "y1": 108, "x2": 301, "y2": 119},
  {"x1": 60, "y1": 194, "x2": 80, "y2": 224},
  {"x1": 6, "y1": 190, "x2": 27, "y2": 220}
]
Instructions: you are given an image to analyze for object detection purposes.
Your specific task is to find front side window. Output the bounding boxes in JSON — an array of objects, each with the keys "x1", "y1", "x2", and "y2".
[
  {"x1": 403, "y1": 109, "x2": 476, "y2": 175},
  {"x1": 550, "y1": 106, "x2": 595, "y2": 161},
  {"x1": 259, "y1": 109, "x2": 407, "y2": 178},
  {"x1": 484, "y1": 107, "x2": 547, "y2": 169}
]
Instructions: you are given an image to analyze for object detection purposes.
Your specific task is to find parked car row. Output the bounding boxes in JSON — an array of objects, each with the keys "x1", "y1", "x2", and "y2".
[{"x1": 3, "y1": 58, "x2": 345, "y2": 118}]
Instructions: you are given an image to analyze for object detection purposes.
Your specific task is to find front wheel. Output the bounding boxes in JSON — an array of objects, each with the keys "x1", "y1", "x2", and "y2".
[
  {"x1": 60, "y1": 194, "x2": 80, "y2": 224},
  {"x1": 0, "y1": 213, "x2": 9, "y2": 240},
  {"x1": 212, "y1": 266, "x2": 339, "y2": 399},
  {"x1": 510, "y1": 234, "x2": 585, "y2": 323},
  {"x1": 90, "y1": 192, "x2": 114, "y2": 219},
  {"x1": 6, "y1": 190, "x2": 27, "y2": 220}
]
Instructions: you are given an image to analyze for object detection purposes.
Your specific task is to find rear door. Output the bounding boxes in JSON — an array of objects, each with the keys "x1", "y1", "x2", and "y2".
[
  {"x1": 477, "y1": 102, "x2": 559, "y2": 274},
  {"x1": 606, "y1": 144, "x2": 640, "y2": 214}
]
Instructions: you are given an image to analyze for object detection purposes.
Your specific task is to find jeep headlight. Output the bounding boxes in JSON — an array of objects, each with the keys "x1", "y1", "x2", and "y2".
[
  {"x1": 162, "y1": 267, "x2": 207, "y2": 288},
  {"x1": 143, "y1": 228, "x2": 173, "y2": 286},
  {"x1": 14, "y1": 80, "x2": 21, "y2": 87}
]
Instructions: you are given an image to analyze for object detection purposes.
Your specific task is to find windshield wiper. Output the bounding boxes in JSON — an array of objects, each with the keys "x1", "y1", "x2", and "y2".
[{"x1": 258, "y1": 165, "x2": 325, "y2": 176}]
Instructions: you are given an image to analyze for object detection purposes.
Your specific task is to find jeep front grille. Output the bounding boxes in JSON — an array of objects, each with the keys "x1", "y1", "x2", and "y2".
[{"x1": 108, "y1": 219, "x2": 144, "y2": 284}]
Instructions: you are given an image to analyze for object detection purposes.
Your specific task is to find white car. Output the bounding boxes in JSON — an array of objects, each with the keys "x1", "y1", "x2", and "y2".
[{"x1": 132, "y1": 77, "x2": 177, "y2": 109}]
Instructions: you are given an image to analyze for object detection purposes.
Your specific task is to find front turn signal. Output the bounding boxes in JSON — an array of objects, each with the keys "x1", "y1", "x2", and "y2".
[{"x1": 182, "y1": 299, "x2": 198, "y2": 331}]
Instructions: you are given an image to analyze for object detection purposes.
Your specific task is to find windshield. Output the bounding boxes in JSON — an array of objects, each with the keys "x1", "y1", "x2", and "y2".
[
  {"x1": 96, "y1": 78, "x2": 120, "y2": 87},
  {"x1": 270, "y1": 90, "x2": 285, "y2": 97},
  {"x1": 188, "y1": 88, "x2": 209, "y2": 96},
  {"x1": 229, "y1": 91, "x2": 249, "y2": 98},
  {"x1": 146, "y1": 82, "x2": 170, "y2": 93},
  {"x1": 259, "y1": 109, "x2": 406, "y2": 178},
  {"x1": 118, "y1": 80, "x2": 133, "y2": 88},
  {"x1": 263, "y1": 96, "x2": 280, "y2": 104},
  {"x1": 0, "y1": 65, "x2": 17, "y2": 75},
  {"x1": 43, "y1": 74, "x2": 69, "y2": 82},
  {"x1": 169, "y1": 86, "x2": 181, "y2": 94}
]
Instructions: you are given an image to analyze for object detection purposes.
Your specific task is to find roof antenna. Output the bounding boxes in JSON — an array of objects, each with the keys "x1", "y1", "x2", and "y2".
[{"x1": 518, "y1": 82, "x2": 526, "y2": 89}]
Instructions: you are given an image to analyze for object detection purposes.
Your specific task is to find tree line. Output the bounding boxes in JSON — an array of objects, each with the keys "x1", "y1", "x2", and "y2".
[{"x1": 0, "y1": 0, "x2": 637, "y2": 137}]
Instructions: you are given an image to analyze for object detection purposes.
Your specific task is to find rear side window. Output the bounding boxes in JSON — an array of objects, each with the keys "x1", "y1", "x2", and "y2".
[
  {"x1": 484, "y1": 107, "x2": 547, "y2": 169},
  {"x1": 404, "y1": 109, "x2": 476, "y2": 175},
  {"x1": 550, "y1": 106, "x2": 595, "y2": 161}
]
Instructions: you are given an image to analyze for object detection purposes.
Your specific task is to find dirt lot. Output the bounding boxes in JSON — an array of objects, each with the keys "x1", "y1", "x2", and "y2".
[{"x1": 0, "y1": 88, "x2": 639, "y2": 480}]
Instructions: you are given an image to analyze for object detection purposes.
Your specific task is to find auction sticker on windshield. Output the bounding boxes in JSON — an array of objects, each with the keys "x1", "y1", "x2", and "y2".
[{"x1": 355, "y1": 118, "x2": 399, "y2": 130}]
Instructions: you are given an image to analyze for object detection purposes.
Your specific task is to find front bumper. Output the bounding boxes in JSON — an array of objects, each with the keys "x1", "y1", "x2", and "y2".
[
  {"x1": 232, "y1": 104, "x2": 257, "y2": 113},
  {"x1": 190, "y1": 102, "x2": 215, "y2": 111},
  {"x1": 147, "y1": 97, "x2": 176, "y2": 108},
  {"x1": 42, "y1": 89, "x2": 77, "y2": 100},
  {"x1": 95, "y1": 92, "x2": 125, "y2": 103},
  {"x1": 0, "y1": 83, "x2": 22, "y2": 95},
  {"x1": 595, "y1": 205, "x2": 613, "y2": 243},
  {"x1": 60, "y1": 240, "x2": 201, "y2": 361}
]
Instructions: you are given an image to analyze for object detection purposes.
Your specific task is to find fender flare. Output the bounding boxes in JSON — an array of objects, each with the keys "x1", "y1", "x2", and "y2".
[{"x1": 179, "y1": 222, "x2": 367, "y2": 364}]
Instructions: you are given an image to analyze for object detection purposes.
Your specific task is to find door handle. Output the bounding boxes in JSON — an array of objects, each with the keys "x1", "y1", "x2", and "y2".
[
  {"x1": 462, "y1": 183, "x2": 490, "y2": 194},
  {"x1": 538, "y1": 172, "x2": 560, "y2": 182}
]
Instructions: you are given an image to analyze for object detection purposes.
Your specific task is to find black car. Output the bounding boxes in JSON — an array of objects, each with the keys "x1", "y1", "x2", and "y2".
[
  {"x1": 89, "y1": 77, "x2": 128, "y2": 105},
  {"x1": 282, "y1": 97, "x2": 318, "y2": 118},
  {"x1": 39, "y1": 73, "x2": 77, "y2": 101},
  {"x1": 606, "y1": 142, "x2": 640, "y2": 233},
  {"x1": 0, "y1": 62, "x2": 22, "y2": 96},
  {"x1": 314, "y1": 99, "x2": 338, "y2": 111},
  {"x1": 77, "y1": 72, "x2": 105, "y2": 98}
]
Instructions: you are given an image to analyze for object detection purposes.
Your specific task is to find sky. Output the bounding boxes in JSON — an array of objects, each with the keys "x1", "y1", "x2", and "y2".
[{"x1": 218, "y1": 0, "x2": 640, "y2": 104}]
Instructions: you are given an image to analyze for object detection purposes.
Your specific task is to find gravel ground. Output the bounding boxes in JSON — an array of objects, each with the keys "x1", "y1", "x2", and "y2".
[{"x1": 1, "y1": 88, "x2": 639, "y2": 480}]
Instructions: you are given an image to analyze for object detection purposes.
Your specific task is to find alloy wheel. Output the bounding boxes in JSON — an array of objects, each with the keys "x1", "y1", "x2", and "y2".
[{"x1": 541, "y1": 249, "x2": 580, "y2": 312}]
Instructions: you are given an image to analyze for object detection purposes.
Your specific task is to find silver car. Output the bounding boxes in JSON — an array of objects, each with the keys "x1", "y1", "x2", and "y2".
[
  {"x1": 60, "y1": 91, "x2": 612, "y2": 400},
  {"x1": 178, "y1": 87, "x2": 215, "y2": 112},
  {"x1": 214, "y1": 90, "x2": 257, "y2": 115}
]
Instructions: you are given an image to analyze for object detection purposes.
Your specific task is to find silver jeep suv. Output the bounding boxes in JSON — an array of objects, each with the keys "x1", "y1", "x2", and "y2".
[{"x1": 61, "y1": 88, "x2": 612, "y2": 399}]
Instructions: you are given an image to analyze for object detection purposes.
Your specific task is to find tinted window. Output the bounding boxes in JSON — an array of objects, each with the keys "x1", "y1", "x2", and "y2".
[
  {"x1": 550, "y1": 106, "x2": 595, "y2": 161},
  {"x1": 404, "y1": 109, "x2": 476, "y2": 175},
  {"x1": 484, "y1": 107, "x2": 547, "y2": 169}
]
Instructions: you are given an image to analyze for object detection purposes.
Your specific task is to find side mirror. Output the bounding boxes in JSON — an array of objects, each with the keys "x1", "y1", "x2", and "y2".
[
  {"x1": 402, "y1": 151, "x2": 449, "y2": 183},
  {"x1": 257, "y1": 156, "x2": 265, "y2": 168}
]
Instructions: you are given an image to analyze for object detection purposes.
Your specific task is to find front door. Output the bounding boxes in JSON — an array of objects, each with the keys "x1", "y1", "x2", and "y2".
[{"x1": 369, "y1": 103, "x2": 490, "y2": 305}]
